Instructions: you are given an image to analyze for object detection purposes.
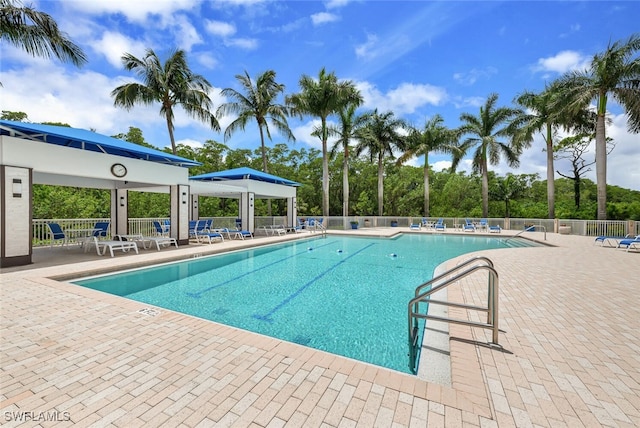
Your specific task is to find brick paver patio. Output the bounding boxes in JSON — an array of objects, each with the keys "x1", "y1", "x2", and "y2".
[{"x1": 1, "y1": 230, "x2": 638, "y2": 427}]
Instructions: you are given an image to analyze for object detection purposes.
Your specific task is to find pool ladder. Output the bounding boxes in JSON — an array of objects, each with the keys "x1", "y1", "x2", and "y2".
[{"x1": 408, "y1": 256, "x2": 500, "y2": 374}]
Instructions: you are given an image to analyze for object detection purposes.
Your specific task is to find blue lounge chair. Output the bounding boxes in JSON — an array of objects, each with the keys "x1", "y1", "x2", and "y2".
[
  {"x1": 197, "y1": 231, "x2": 225, "y2": 244},
  {"x1": 92, "y1": 221, "x2": 110, "y2": 238},
  {"x1": 434, "y1": 218, "x2": 446, "y2": 231},
  {"x1": 463, "y1": 219, "x2": 475, "y2": 232},
  {"x1": 46, "y1": 222, "x2": 68, "y2": 248},
  {"x1": 409, "y1": 223, "x2": 421, "y2": 230},
  {"x1": 153, "y1": 221, "x2": 170, "y2": 237},
  {"x1": 489, "y1": 224, "x2": 501, "y2": 233},
  {"x1": 594, "y1": 235, "x2": 629, "y2": 247},
  {"x1": 233, "y1": 229, "x2": 253, "y2": 240},
  {"x1": 617, "y1": 235, "x2": 640, "y2": 251},
  {"x1": 479, "y1": 218, "x2": 488, "y2": 231}
]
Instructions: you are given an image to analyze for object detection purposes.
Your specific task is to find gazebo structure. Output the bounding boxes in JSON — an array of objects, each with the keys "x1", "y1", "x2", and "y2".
[
  {"x1": 0, "y1": 121, "x2": 298, "y2": 268},
  {"x1": 190, "y1": 167, "x2": 300, "y2": 233}
]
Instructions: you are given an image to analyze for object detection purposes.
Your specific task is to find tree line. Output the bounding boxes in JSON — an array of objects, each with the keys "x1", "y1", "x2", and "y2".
[
  {"x1": 2, "y1": 0, "x2": 639, "y2": 220},
  {"x1": 15, "y1": 125, "x2": 639, "y2": 221}
]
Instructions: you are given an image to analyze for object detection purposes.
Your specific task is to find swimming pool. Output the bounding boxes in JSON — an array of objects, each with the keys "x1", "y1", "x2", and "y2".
[{"x1": 74, "y1": 234, "x2": 538, "y2": 374}]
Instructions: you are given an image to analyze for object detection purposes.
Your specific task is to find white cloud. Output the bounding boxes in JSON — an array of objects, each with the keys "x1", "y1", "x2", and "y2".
[
  {"x1": 356, "y1": 81, "x2": 447, "y2": 115},
  {"x1": 355, "y1": 33, "x2": 379, "y2": 60},
  {"x1": 533, "y1": 50, "x2": 591, "y2": 74},
  {"x1": 290, "y1": 119, "x2": 338, "y2": 149},
  {"x1": 325, "y1": 0, "x2": 351, "y2": 9},
  {"x1": 197, "y1": 52, "x2": 219, "y2": 69},
  {"x1": 311, "y1": 12, "x2": 339, "y2": 26},
  {"x1": 94, "y1": 31, "x2": 147, "y2": 68},
  {"x1": 171, "y1": 14, "x2": 203, "y2": 51},
  {"x1": 453, "y1": 67, "x2": 498, "y2": 86},
  {"x1": 204, "y1": 20, "x2": 258, "y2": 50},
  {"x1": 205, "y1": 20, "x2": 237, "y2": 38},
  {"x1": 62, "y1": 0, "x2": 201, "y2": 23},
  {"x1": 176, "y1": 138, "x2": 204, "y2": 149},
  {"x1": 224, "y1": 38, "x2": 258, "y2": 50}
]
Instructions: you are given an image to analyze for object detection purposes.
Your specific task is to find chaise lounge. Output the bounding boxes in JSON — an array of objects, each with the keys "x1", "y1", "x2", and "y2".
[{"x1": 90, "y1": 237, "x2": 138, "y2": 257}]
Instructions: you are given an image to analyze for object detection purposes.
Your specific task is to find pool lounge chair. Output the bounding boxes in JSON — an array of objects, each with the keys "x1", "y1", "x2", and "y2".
[
  {"x1": 233, "y1": 229, "x2": 253, "y2": 240},
  {"x1": 196, "y1": 231, "x2": 224, "y2": 244},
  {"x1": 153, "y1": 221, "x2": 170, "y2": 237},
  {"x1": 46, "y1": 222, "x2": 68, "y2": 248},
  {"x1": 617, "y1": 235, "x2": 640, "y2": 251},
  {"x1": 478, "y1": 218, "x2": 488, "y2": 231},
  {"x1": 90, "y1": 236, "x2": 138, "y2": 257},
  {"x1": 409, "y1": 222, "x2": 421, "y2": 230},
  {"x1": 433, "y1": 218, "x2": 446, "y2": 232},
  {"x1": 489, "y1": 225, "x2": 502, "y2": 233},
  {"x1": 142, "y1": 236, "x2": 178, "y2": 251},
  {"x1": 463, "y1": 219, "x2": 476, "y2": 232},
  {"x1": 594, "y1": 234, "x2": 629, "y2": 247}
]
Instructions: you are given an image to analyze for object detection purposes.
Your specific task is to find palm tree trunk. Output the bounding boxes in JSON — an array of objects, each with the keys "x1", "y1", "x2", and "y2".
[
  {"x1": 258, "y1": 126, "x2": 272, "y2": 217},
  {"x1": 423, "y1": 153, "x2": 430, "y2": 217},
  {"x1": 321, "y1": 117, "x2": 330, "y2": 218},
  {"x1": 343, "y1": 147, "x2": 349, "y2": 217},
  {"x1": 481, "y1": 159, "x2": 489, "y2": 218},
  {"x1": 545, "y1": 124, "x2": 555, "y2": 219},
  {"x1": 378, "y1": 153, "x2": 384, "y2": 216},
  {"x1": 165, "y1": 112, "x2": 176, "y2": 154},
  {"x1": 595, "y1": 105, "x2": 607, "y2": 220}
]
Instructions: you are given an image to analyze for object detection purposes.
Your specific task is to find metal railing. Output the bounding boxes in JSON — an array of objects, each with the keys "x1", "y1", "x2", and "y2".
[
  {"x1": 407, "y1": 256, "x2": 499, "y2": 374},
  {"x1": 31, "y1": 216, "x2": 640, "y2": 247}
]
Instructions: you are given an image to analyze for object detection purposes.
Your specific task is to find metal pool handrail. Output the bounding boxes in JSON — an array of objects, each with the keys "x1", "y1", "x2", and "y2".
[{"x1": 407, "y1": 256, "x2": 499, "y2": 374}]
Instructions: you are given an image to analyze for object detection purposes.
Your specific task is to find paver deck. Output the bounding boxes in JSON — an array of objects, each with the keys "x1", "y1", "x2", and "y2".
[{"x1": 1, "y1": 229, "x2": 639, "y2": 427}]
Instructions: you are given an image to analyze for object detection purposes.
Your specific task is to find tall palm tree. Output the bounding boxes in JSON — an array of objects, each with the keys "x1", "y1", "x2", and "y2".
[
  {"x1": 515, "y1": 83, "x2": 595, "y2": 219},
  {"x1": 111, "y1": 48, "x2": 219, "y2": 154},
  {"x1": 327, "y1": 103, "x2": 366, "y2": 218},
  {"x1": 287, "y1": 68, "x2": 362, "y2": 217},
  {"x1": 553, "y1": 34, "x2": 640, "y2": 220},
  {"x1": 0, "y1": 0, "x2": 87, "y2": 67},
  {"x1": 396, "y1": 115, "x2": 458, "y2": 217},
  {"x1": 355, "y1": 110, "x2": 408, "y2": 216},
  {"x1": 452, "y1": 93, "x2": 524, "y2": 218},
  {"x1": 217, "y1": 70, "x2": 295, "y2": 175}
]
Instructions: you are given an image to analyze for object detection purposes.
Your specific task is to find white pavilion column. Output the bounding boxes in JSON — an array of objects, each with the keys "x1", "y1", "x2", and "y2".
[
  {"x1": 112, "y1": 188, "x2": 128, "y2": 235},
  {"x1": 170, "y1": 184, "x2": 190, "y2": 245},
  {"x1": 240, "y1": 192, "x2": 255, "y2": 233},
  {"x1": 287, "y1": 196, "x2": 297, "y2": 228},
  {"x1": 0, "y1": 165, "x2": 32, "y2": 267},
  {"x1": 191, "y1": 194, "x2": 199, "y2": 221}
]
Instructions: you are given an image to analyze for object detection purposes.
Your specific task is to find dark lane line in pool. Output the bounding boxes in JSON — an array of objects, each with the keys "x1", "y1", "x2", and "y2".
[
  {"x1": 185, "y1": 239, "x2": 338, "y2": 298},
  {"x1": 252, "y1": 242, "x2": 376, "y2": 322}
]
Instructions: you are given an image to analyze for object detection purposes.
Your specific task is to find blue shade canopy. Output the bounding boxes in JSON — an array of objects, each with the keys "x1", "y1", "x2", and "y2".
[
  {"x1": 191, "y1": 167, "x2": 300, "y2": 187},
  {"x1": 0, "y1": 120, "x2": 201, "y2": 167}
]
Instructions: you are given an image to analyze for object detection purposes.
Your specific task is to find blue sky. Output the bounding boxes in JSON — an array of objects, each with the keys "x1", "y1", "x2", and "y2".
[{"x1": 2, "y1": 0, "x2": 639, "y2": 190}]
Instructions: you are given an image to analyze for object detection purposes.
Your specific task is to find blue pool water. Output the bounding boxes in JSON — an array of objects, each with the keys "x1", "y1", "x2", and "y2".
[{"x1": 74, "y1": 234, "x2": 537, "y2": 373}]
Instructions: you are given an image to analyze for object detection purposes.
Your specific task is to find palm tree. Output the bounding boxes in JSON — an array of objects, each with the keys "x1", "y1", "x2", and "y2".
[
  {"x1": 287, "y1": 68, "x2": 362, "y2": 217},
  {"x1": 453, "y1": 93, "x2": 524, "y2": 218},
  {"x1": 327, "y1": 103, "x2": 367, "y2": 218},
  {"x1": 217, "y1": 70, "x2": 295, "y2": 175},
  {"x1": 0, "y1": 0, "x2": 87, "y2": 67},
  {"x1": 217, "y1": 70, "x2": 294, "y2": 216},
  {"x1": 515, "y1": 83, "x2": 595, "y2": 219},
  {"x1": 354, "y1": 110, "x2": 408, "y2": 216},
  {"x1": 553, "y1": 34, "x2": 640, "y2": 220},
  {"x1": 396, "y1": 115, "x2": 458, "y2": 217},
  {"x1": 111, "y1": 48, "x2": 219, "y2": 154}
]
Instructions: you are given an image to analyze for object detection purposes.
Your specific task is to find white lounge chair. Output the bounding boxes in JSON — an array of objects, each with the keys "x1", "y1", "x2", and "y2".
[
  {"x1": 142, "y1": 236, "x2": 178, "y2": 250},
  {"x1": 90, "y1": 237, "x2": 138, "y2": 257}
]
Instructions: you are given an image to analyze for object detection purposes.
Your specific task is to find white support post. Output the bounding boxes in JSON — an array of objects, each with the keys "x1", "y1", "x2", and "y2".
[{"x1": 0, "y1": 165, "x2": 32, "y2": 267}]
